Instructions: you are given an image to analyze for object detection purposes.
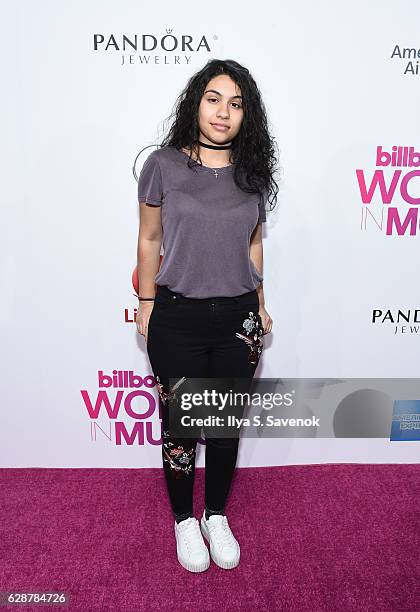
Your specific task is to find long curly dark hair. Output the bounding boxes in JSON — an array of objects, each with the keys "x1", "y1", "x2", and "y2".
[{"x1": 136, "y1": 58, "x2": 280, "y2": 214}]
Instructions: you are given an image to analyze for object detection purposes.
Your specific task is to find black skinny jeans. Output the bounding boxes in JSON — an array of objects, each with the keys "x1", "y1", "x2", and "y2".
[{"x1": 146, "y1": 284, "x2": 264, "y2": 521}]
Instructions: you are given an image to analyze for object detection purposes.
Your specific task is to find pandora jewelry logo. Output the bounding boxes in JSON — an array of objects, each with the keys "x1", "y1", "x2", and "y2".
[
  {"x1": 372, "y1": 308, "x2": 420, "y2": 335},
  {"x1": 93, "y1": 29, "x2": 215, "y2": 66}
]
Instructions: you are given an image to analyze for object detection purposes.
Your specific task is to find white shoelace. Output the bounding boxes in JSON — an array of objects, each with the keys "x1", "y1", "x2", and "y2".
[
  {"x1": 178, "y1": 518, "x2": 205, "y2": 553},
  {"x1": 207, "y1": 516, "x2": 235, "y2": 547}
]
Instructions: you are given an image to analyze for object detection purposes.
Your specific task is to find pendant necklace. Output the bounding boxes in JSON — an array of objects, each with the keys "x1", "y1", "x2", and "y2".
[{"x1": 197, "y1": 140, "x2": 232, "y2": 179}]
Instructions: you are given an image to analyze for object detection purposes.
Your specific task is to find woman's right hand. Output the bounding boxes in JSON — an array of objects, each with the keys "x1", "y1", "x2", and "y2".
[{"x1": 136, "y1": 301, "x2": 154, "y2": 344}]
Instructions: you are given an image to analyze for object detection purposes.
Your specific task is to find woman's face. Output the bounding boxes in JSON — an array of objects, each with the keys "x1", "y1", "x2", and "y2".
[{"x1": 197, "y1": 74, "x2": 244, "y2": 145}]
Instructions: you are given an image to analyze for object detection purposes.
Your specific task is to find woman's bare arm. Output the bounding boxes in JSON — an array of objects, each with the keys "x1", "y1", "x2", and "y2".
[
  {"x1": 249, "y1": 223, "x2": 265, "y2": 307},
  {"x1": 136, "y1": 202, "x2": 163, "y2": 340},
  {"x1": 137, "y1": 202, "x2": 163, "y2": 297},
  {"x1": 249, "y1": 223, "x2": 272, "y2": 334}
]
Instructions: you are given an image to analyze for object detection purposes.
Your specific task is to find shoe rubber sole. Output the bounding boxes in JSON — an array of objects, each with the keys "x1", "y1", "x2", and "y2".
[
  {"x1": 176, "y1": 547, "x2": 210, "y2": 573},
  {"x1": 200, "y1": 517, "x2": 240, "y2": 570}
]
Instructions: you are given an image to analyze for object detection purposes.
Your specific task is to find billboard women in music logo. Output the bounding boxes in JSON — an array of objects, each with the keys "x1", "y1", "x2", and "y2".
[
  {"x1": 80, "y1": 370, "x2": 162, "y2": 446},
  {"x1": 356, "y1": 145, "x2": 420, "y2": 236}
]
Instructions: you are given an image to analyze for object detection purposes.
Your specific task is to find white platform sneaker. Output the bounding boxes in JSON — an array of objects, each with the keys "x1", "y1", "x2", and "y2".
[
  {"x1": 174, "y1": 517, "x2": 210, "y2": 572},
  {"x1": 200, "y1": 511, "x2": 241, "y2": 569}
]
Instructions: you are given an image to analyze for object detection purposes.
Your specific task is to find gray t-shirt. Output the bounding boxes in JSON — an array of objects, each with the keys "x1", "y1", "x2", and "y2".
[{"x1": 137, "y1": 145, "x2": 267, "y2": 298}]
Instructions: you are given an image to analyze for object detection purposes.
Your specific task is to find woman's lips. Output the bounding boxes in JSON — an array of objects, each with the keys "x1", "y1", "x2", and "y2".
[{"x1": 211, "y1": 123, "x2": 229, "y2": 132}]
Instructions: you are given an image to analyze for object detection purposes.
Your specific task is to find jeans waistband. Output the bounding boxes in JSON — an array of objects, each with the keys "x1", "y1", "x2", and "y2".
[{"x1": 156, "y1": 284, "x2": 258, "y2": 305}]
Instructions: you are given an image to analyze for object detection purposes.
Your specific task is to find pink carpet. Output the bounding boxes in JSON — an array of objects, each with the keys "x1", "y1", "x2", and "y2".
[{"x1": 1, "y1": 464, "x2": 419, "y2": 611}]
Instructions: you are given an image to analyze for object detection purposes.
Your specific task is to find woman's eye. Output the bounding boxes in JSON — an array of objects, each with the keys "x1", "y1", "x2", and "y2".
[{"x1": 207, "y1": 97, "x2": 242, "y2": 109}]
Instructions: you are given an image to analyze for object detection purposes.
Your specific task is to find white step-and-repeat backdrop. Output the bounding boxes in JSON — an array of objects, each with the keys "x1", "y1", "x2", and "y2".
[{"x1": 2, "y1": 0, "x2": 419, "y2": 467}]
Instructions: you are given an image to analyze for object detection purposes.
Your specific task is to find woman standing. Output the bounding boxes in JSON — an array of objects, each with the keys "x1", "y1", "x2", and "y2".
[{"x1": 135, "y1": 59, "x2": 277, "y2": 572}]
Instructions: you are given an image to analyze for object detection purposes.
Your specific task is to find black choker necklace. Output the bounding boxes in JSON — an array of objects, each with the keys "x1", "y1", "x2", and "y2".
[{"x1": 198, "y1": 140, "x2": 232, "y2": 150}]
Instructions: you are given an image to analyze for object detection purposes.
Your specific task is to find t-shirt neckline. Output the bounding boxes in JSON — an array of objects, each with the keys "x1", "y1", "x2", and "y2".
[{"x1": 175, "y1": 147, "x2": 234, "y2": 173}]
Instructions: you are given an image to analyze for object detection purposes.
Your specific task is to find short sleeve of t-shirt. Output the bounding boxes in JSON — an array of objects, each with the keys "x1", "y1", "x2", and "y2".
[
  {"x1": 137, "y1": 151, "x2": 163, "y2": 206},
  {"x1": 258, "y1": 188, "x2": 268, "y2": 223}
]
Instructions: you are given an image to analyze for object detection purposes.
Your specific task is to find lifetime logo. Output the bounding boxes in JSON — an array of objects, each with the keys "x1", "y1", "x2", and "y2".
[{"x1": 356, "y1": 146, "x2": 420, "y2": 236}]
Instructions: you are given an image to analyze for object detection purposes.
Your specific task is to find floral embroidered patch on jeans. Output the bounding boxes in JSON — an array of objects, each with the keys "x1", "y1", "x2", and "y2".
[
  {"x1": 162, "y1": 430, "x2": 195, "y2": 476},
  {"x1": 155, "y1": 375, "x2": 187, "y2": 406},
  {"x1": 235, "y1": 311, "x2": 264, "y2": 365}
]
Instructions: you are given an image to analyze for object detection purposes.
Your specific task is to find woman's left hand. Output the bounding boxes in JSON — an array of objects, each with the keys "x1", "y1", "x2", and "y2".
[{"x1": 258, "y1": 306, "x2": 273, "y2": 335}]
